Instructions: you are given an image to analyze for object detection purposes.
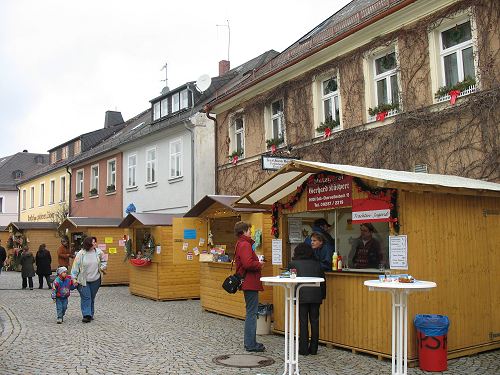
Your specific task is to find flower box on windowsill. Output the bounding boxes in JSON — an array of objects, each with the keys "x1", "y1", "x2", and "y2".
[
  {"x1": 229, "y1": 150, "x2": 244, "y2": 165},
  {"x1": 316, "y1": 118, "x2": 339, "y2": 138},
  {"x1": 106, "y1": 185, "x2": 116, "y2": 193},
  {"x1": 266, "y1": 137, "x2": 284, "y2": 153},
  {"x1": 89, "y1": 189, "x2": 98, "y2": 197},
  {"x1": 368, "y1": 103, "x2": 400, "y2": 123},
  {"x1": 75, "y1": 193, "x2": 83, "y2": 200},
  {"x1": 435, "y1": 78, "x2": 477, "y2": 104}
]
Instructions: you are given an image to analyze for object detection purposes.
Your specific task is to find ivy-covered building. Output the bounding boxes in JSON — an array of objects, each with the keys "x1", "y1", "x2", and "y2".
[{"x1": 205, "y1": 0, "x2": 499, "y2": 195}]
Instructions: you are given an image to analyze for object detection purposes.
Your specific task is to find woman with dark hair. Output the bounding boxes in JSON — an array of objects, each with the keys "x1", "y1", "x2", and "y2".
[
  {"x1": 234, "y1": 221, "x2": 265, "y2": 352},
  {"x1": 289, "y1": 242, "x2": 325, "y2": 355},
  {"x1": 71, "y1": 236, "x2": 107, "y2": 323},
  {"x1": 35, "y1": 243, "x2": 52, "y2": 289}
]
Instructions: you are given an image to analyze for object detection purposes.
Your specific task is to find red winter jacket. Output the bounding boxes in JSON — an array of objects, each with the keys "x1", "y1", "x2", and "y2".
[{"x1": 235, "y1": 235, "x2": 263, "y2": 291}]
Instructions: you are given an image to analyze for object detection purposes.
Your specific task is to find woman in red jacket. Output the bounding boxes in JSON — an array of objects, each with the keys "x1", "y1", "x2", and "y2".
[{"x1": 234, "y1": 221, "x2": 265, "y2": 352}]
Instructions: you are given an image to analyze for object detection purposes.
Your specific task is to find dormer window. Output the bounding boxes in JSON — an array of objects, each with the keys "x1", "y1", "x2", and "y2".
[
  {"x1": 152, "y1": 88, "x2": 191, "y2": 121},
  {"x1": 12, "y1": 170, "x2": 23, "y2": 180}
]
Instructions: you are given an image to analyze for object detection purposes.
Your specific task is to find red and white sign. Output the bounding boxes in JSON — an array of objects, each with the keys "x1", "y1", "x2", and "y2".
[
  {"x1": 307, "y1": 175, "x2": 352, "y2": 211},
  {"x1": 352, "y1": 197, "x2": 391, "y2": 223}
]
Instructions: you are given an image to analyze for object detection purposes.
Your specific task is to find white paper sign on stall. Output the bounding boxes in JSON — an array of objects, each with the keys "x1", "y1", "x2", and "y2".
[
  {"x1": 272, "y1": 239, "x2": 283, "y2": 265},
  {"x1": 389, "y1": 235, "x2": 408, "y2": 270},
  {"x1": 288, "y1": 218, "x2": 303, "y2": 243}
]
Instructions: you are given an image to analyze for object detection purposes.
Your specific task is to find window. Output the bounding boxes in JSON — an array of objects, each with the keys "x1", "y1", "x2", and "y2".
[
  {"x1": 49, "y1": 180, "x2": 55, "y2": 204},
  {"x1": 440, "y1": 20, "x2": 474, "y2": 87},
  {"x1": 76, "y1": 170, "x2": 84, "y2": 196},
  {"x1": 269, "y1": 99, "x2": 285, "y2": 140},
  {"x1": 61, "y1": 146, "x2": 69, "y2": 160},
  {"x1": 373, "y1": 52, "x2": 399, "y2": 107},
  {"x1": 107, "y1": 159, "x2": 116, "y2": 189},
  {"x1": 91, "y1": 165, "x2": 99, "y2": 193},
  {"x1": 321, "y1": 77, "x2": 340, "y2": 126},
  {"x1": 12, "y1": 170, "x2": 22, "y2": 180},
  {"x1": 50, "y1": 152, "x2": 56, "y2": 164},
  {"x1": 153, "y1": 102, "x2": 161, "y2": 120},
  {"x1": 172, "y1": 93, "x2": 180, "y2": 112},
  {"x1": 146, "y1": 148, "x2": 157, "y2": 184},
  {"x1": 230, "y1": 116, "x2": 245, "y2": 157},
  {"x1": 60, "y1": 176, "x2": 66, "y2": 202},
  {"x1": 0, "y1": 197, "x2": 3, "y2": 213},
  {"x1": 169, "y1": 139, "x2": 182, "y2": 178},
  {"x1": 160, "y1": 98, "x2": 169, "y2": 117},
  {"x1": 128, "y1": 154, "x2": 137, "y2": 187},
  {"x1": 74, "y1": 140, "x2": 81, "y2": 155},
  {"x1": 30, "y1": 186, "x2": 34, "y2": 208},
  {"x1": 180, "y1": 89, "x2": 189, "y2": 109},
  {"x1": 22, "y1": 190, "x2": 26, "y2": 210},
  {"x1": 39, "y1": 183, "x2": 45, "y2": 206}
]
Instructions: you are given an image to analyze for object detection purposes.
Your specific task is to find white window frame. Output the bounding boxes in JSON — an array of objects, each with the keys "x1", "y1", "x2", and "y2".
[
  {"x1": 127, "y1": 154, "x2": 137, "y2": 187},
  {"x1": 107, "y1": 158, "x2": 116, "y2": 189},
  {"x1": 30, "y1": 186, "x2": 35, "y2": 208},
  {"x1": 22, "y1": 189, "x2": 26, "y2": 210},
  {"x1": 373, "y1": 51, "x2": 399, "y2": 107},
  {"x1": 153, "y1": 102, "x2": 161, "y2": 120},
  {"x1": 90, "y1": 164, "x2": 99, "y2": 193},
  {"x1": 266, "y1": 99, "x2": 285, "y2": 143},
  {"x1": 160, "y1": 98, "x2": 169, "y2": 117},
  {"x1": 60, "y1": 176, "x2": 66, "y2": 202},
  {"x1": 61, "y1": 146, "x2": 69, "y2": 160},
  {"x1": 76, "y1": 169, "x2": 84, "y2": 196},
  {"x1": 74, "y1": 140, "x2": 81, "y2": 155},
  {"x1": 39, "y1": 182, "x2": 45, "y2": 207},
  {"x1": 172, "y1": 93, "x2": 180, "y2": 112},
  {"x1": 229, "y1": 114, "x2": 245, "y2": 158},
  {"x1": 321, "y1": 77, "x2": 341, "y2": 126},
  {"x1": 0, "y1": 196, "x2": 3, "y2": 213},
  {"x1": 180, "y1": 89, "x2": 189, "y2": 109},
  {"x1": 169, "y1": 139, "x2": 183, "y2": 179},
  {"x1": 312, "y1": 71, "x2": 343, "y2": 135},
  {"x1": 146, "y1": 147, "x2": 157, "y2": 184},
  {"x1": 49, "y1": 179, "x2": 55, "y2": 205}
]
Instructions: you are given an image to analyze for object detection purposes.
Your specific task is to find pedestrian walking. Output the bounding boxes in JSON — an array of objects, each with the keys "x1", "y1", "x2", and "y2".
[
  {"x1": 234, "y1": 221, "x2": 266, "y2": 352},
  {"x1": 57, "y1": 236, "x2": 73, "y2": 267},
  {"x1": 35, "y1": 243, "x2": 52, "y2": 289},
  {"x1": 71, "y1": 236, "x2": 107, "y2": 323},
  {"x1": 51, "y1": 266, "x2": 77, "y2": 324},
  {"x1": 19, "y1": 246, "x2": 35, "y2": 290},
  {"x1": 0, "y1": 239, "x2": 6, "y2": 275}
]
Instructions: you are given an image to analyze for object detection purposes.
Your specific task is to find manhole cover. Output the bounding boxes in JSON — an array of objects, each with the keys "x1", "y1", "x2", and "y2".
[{"x1": 213, "y1": 354, "x2": 275, "y2": 368}]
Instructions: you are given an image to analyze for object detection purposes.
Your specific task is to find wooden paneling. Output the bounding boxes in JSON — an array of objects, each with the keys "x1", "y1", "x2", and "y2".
[
  {"x1": 209, "y1": 217, "x2": 238, "y2": 256},
  {"x1": 129, "y1": 262, "x2": 159, "y2": 300},
  {"x1": 24, "y1": 229, "x2": 61, "y2": 271}
]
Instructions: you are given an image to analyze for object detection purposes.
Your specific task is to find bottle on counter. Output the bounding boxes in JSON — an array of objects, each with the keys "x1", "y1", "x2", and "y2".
[
  {"x1": 337, "y1": 255, "x2": 343, "y2": 271},
  {"x1": 332, "y1": 250, "x2": 338, "y2": 271}
]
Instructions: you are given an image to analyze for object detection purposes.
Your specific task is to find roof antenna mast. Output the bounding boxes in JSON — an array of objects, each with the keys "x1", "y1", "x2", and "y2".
[
  {"x1": 160, "y1": 62, "x2": 169, "y2": 94},
  {"x1": 216, "y1": 20, "x2": 230, "y2": 61}
]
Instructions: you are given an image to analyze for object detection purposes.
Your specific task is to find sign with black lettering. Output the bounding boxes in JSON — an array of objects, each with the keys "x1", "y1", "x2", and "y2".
[{"x1": 306, "y1": 175, "x2": 352, "y2": 211}]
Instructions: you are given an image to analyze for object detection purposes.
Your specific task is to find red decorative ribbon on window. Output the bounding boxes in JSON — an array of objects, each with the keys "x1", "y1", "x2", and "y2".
[
  {"x1": 449, "y1": 90, "x2": 461, "y2": 105},
  {"x1": 232, "y1": 155, "x2": 239, "y2": 165},
  {"x1": 324, "y1": 127, "x2": 332, "y2": 139},
  {"x1": 129, "y1": 258, "x2": 151, "y2": 267},
  {"x1": 376, "y1": 111, "x2": 388, "y2": 121},
  {"x1": 271, "y1": 144, "x2": 277, "y2": 154}
]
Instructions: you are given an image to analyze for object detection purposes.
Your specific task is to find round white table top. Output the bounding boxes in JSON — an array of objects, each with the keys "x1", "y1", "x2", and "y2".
[
  {"x1": 261, "y1": 276, "x2": 325, "y2": 285},
  {"x1": 364, "y1": 279, "x2": 437, "y2": 290}
]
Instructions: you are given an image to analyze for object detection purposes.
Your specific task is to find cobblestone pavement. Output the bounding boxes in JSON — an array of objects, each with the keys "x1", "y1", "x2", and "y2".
[{"x1": 1, "y1": 271, "x2": 498, "y2": 375}]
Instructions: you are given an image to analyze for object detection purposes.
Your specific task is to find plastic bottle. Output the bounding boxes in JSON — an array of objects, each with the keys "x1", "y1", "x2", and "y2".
[
  {"x1": 332, "y1": 250, "x2": 338, "y2": 271},
  {"x1": 337, "y1": 255, "x2": 343, "y2": 271}
]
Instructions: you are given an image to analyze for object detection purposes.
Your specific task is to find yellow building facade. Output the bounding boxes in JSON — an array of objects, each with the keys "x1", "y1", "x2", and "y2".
[{"x1": 18, "y1": 167, "x2": 70, "y2": 222}]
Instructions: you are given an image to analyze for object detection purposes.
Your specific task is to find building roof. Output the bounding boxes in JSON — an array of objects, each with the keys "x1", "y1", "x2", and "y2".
[
  {"x1": 184, "y1": 195, "x2": 268, "y2": 217},
  {"x1": 235, "y1": 160, "x2": 500, "y2": 208},
  {"x1": 8, "y1": 222, "x2": 58, "y2": 230},
  {"x1": 118, "y1": 213, "x2": 184, "y2": 227},
  {"x1": 58, "y1": 217, "x2": 123, "y2": 231},
  {"x1": 0, "y1": 152, "x2": 49, "y2": 190},
  {"x1": 0, "y1": 226, "x2": 7, "y2": 232}
]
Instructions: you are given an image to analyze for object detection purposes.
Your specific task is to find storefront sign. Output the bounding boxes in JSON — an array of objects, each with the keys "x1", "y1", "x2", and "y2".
[
  {"x1": 352, "y1": 197, "x2": 391, "y2": 223},
  {"x1": 389, "y1": 235, "x2": 408, "y2": 270},
  {"x1": 272, "y1": 239, "x2": 282, "y2": 265},
  {"x1": 261, "y1": 156, "x2": 294, "y2": 171},
  {"x1": 307, "y1": 175, "x2": 352, "y2": 211}
]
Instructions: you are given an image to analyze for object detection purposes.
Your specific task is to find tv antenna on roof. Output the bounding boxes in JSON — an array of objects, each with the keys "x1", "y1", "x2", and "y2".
[
  {"x1": 216, "y1": 20, "x2": 230, "y2": 61},
  {"x1": 160, "y1": 62, "x2": 169, "y2": 94}
]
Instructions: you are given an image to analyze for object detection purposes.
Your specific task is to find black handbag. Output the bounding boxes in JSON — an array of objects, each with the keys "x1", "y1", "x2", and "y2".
[{"x1": 222, "y1": 251, "x2": 245, "y2": 294}]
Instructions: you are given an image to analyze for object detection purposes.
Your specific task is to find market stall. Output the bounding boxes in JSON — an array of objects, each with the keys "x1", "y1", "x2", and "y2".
[
  {"x1": 234, "y1": 160, "x2": 500, "y2": 361},
  {"x1": 58, "y1": 217, "x2": 128, "y2": 285},
  {"x1": 119, "y1": 212, "x2": 206, "y2": 301},
  {"x1": 5, "y1": 222, "x2": 59, "y2": 271},
  {"x1": 184, "y1": 195, "x2": 273, "y2": 319}
]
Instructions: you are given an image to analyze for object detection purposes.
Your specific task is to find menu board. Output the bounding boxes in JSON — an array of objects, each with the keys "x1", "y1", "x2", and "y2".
[
  {"x1": 389, "y1": 235, "x2": 408, "y2": 270},
  {"x1": 288, "y1": 218, "x2": 303, "y2": 243},
  {"x1": 272, "y1": 239, "x2": 283, "y2": 265}
]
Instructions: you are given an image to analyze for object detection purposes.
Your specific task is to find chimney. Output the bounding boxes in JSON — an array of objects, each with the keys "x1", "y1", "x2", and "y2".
[
  {"x1": 104, "y1": 111, "x2": 124, "y2": 128},
  {"x1": 219, "y1": 60, "x2": 230, "y2": 76}
]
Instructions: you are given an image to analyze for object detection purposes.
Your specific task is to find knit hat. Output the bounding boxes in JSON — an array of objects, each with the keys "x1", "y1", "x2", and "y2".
[{"x1": 56, "y1": 266, "x2": 68, "y2": 275}]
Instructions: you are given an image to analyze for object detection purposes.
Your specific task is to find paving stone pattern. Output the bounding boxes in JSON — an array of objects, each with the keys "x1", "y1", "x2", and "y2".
[{"x1": 0, "y1": 271, "x2": 498, "y2": 375}]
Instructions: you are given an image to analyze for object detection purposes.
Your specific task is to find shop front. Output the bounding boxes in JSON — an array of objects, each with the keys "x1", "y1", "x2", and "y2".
[
  {"x1": 184, "y1": 195, "x2": 273, "y2": 319},
  {"x1": 58, "y1": 217, "x2": 128, "y2": 285},
  {"x1": 234, "y1": 160, "x2": 500, "y2": 361}
]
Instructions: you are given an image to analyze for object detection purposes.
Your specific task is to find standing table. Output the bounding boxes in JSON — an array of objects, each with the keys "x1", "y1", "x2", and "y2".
[
  {"x1": 364, "y1": 280, "x2": 437, "y2": 375},
  {"x1": 261, "y1": 276, "x2": 324, "y2": 375}
]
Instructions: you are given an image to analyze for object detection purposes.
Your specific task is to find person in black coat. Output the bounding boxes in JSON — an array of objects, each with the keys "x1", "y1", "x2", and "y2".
[
  {"x1": 288, "y1": 242, "x2": 326, "y2": 356},
  {"x1": 0, "y1": 239, "x2": 7, "y2": 274},
  {"x1": 20, "y1": 247, "x2": 35, "y2": 290},
  {"x1": 35, "y1": 243, "x2": 52, "y2": 289}
]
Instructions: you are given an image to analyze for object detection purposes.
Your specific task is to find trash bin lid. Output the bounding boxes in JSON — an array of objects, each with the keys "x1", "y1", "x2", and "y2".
[{"x1": 414, "y1": 314, "x2": 450, "y2": 336}]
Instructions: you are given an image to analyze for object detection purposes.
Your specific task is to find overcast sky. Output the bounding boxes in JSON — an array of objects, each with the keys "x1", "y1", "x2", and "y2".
[{"x1": 0, "y1": 0, "x2": 351, "y2": 156}]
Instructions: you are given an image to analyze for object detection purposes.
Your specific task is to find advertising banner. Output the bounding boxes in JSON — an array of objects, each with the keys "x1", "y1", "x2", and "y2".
[{"x1": 307, "y1": 175, "x2": 352, "y2": 211}]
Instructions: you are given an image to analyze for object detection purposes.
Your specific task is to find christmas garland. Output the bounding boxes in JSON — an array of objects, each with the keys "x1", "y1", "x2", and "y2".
[{"x1": 270, "y1": 172, "x2": 400, "y2": 238}]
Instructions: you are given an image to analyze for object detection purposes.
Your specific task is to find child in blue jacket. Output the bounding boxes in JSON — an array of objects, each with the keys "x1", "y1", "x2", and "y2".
[{"x1": 51, "y1": 266, "x2": 77, "y2": 324}]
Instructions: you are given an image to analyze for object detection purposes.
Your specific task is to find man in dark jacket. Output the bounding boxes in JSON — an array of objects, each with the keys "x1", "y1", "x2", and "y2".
[
  {"x1": 234, "y1": 221, "x2": 265, "y2": 353},
  {"x1": 0, "y1": 240, "x2": 6, "y2": 274}
]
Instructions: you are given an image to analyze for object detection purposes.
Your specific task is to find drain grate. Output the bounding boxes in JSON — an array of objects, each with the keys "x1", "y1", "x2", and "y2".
[{"x1": 213, "y1": 354, "x2": 275, "y2": 368}]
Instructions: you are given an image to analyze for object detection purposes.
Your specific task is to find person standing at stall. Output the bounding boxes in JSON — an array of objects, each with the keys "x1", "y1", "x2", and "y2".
[
  {"x1": 349, "y1": 223, "x2": 385, "y2": 269},
  {"x1": 19, "y1": 246, "x2": 35, "y2": 290},
  {"x1": 0, "y1": 240, "x2": 6, "y2": 275},
  {"x1": 309, "y1": 232, "x2": 334, "y2": 272},
  {"x1": 71, "y1": 237, "x2": 107, "y2": 323},
  {"x1": 305, "y1": 218, "x2": 335, "y2": 249},
  {"x1": 234, "y1": 221, "x2": 265, "y2": 353},
  {"x1": 57, "y1": 237, "x2": 73, "y2": 268},
  {"x1": 289, "y1": 243, "x2": 325, "y2": 355},
  {"x1": 35, "y1": 243, "x2": 52, "y2": 289}
]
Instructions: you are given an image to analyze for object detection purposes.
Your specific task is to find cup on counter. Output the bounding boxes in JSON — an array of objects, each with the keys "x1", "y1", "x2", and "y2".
[{"x1": 258, "y1": 254, "x2": 265, "y2": 262}]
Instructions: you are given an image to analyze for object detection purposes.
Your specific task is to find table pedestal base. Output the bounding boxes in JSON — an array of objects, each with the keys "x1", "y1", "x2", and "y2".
[{"x1": 392, "y1": 290, "x2": 408, "y2": 375}]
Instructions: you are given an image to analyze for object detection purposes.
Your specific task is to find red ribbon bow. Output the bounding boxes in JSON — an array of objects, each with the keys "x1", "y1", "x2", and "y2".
[
  {"x1": 449, "y1": 90, "x2": 461, "y2": 105},
  {"x1": 232, "y1": 155, "x2": 238, "y2": 165},
  {"x1": 376, "y1": 111, "x2": 388, "y2": 121},
  {"x1": 324, "y1": 127, "x2": 332, "y2": 138},
  {"x1": 271, "y1": 144, "x2": 277, "y2": 154}
]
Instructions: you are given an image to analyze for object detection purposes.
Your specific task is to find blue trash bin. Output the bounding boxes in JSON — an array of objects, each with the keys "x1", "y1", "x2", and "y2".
[{"x1": 414, "y1": 314, "x2": 450, "y2": 371}]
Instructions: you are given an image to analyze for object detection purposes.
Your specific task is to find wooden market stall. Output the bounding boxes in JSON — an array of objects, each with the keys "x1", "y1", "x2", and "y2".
[
  {"x1": 119, "y1": 212, "x2": 206, "y2": 301},
  {"x1": 0, "y1": 226, "x2": 9, "y2": 248},
  {"x1": 6, "y1": 222, "x2": 59, "y2": 270},
  {"x1": 233, "y1": 160, "x2": 500, "y2": 361},
  {"x1": 184, "y1": 195, "x2": 273, "y2": 320},
  {"x1": 58, "y1": 217, "x2": 128, "y2": 285}
]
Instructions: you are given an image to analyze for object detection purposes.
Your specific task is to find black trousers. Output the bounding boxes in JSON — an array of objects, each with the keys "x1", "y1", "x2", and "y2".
[
  {"x1": 22, "y1": 277, "x2": 33, "y2": 289},
  {"x1": 38, "y1": 275, "x2": 51, "y2": 288},
  {"x1": 299, "y1": 303, "x2": 320, "y2": 354}
]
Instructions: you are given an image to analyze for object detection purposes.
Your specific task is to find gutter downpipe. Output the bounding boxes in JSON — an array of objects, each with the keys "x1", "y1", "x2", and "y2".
[
  {"x1": 17, "y1": 185, "x2": 21, "y2": 221},
  {"x1": 183, "y1": 120, "x2": 195, "y2": 209},
  {"x1": 66, "y1": 165, "x2": 72, "y2": 218},
  {"x1": 208, "y1": 0, "x2": 417, "y2": 109},
  {"x1": 204, "y1": 108, "x2": 218, "y2": 195}
]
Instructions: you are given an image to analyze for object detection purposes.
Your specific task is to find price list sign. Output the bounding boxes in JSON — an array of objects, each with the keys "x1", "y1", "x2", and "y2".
[
  {"x1": 389, "y1": 235, "x2": 408, "y2": 270},
  {"x1": 307, "y1": 175, "x2": 352, "y2": 211}
]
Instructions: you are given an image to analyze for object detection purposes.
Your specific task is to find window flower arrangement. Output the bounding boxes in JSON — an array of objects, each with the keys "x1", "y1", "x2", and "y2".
[
  {"x1": 368, "y1": 103, "x2": 399, "y2": 121},
  {"x1": 229, "y1": 149, "x2": 243, "y2": 165},
  {"x1": 435, "y1": 76, "x2": 476, "y2": 105},
  {"x1": 75, "y1": 192, "x2": 83, "y2": 199},
  {"x1": 89, "y1": 188, "x2": 98, "y2": 196},
  {"x1": 316, "y1": 117, "x2": 339, "y2": 138},
  {"x1": 106, "y1": 184, "x2": 116, "y2": 193},
  {"x1": 266, "y1": 136, "x2": 285, "y2": 154}
]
